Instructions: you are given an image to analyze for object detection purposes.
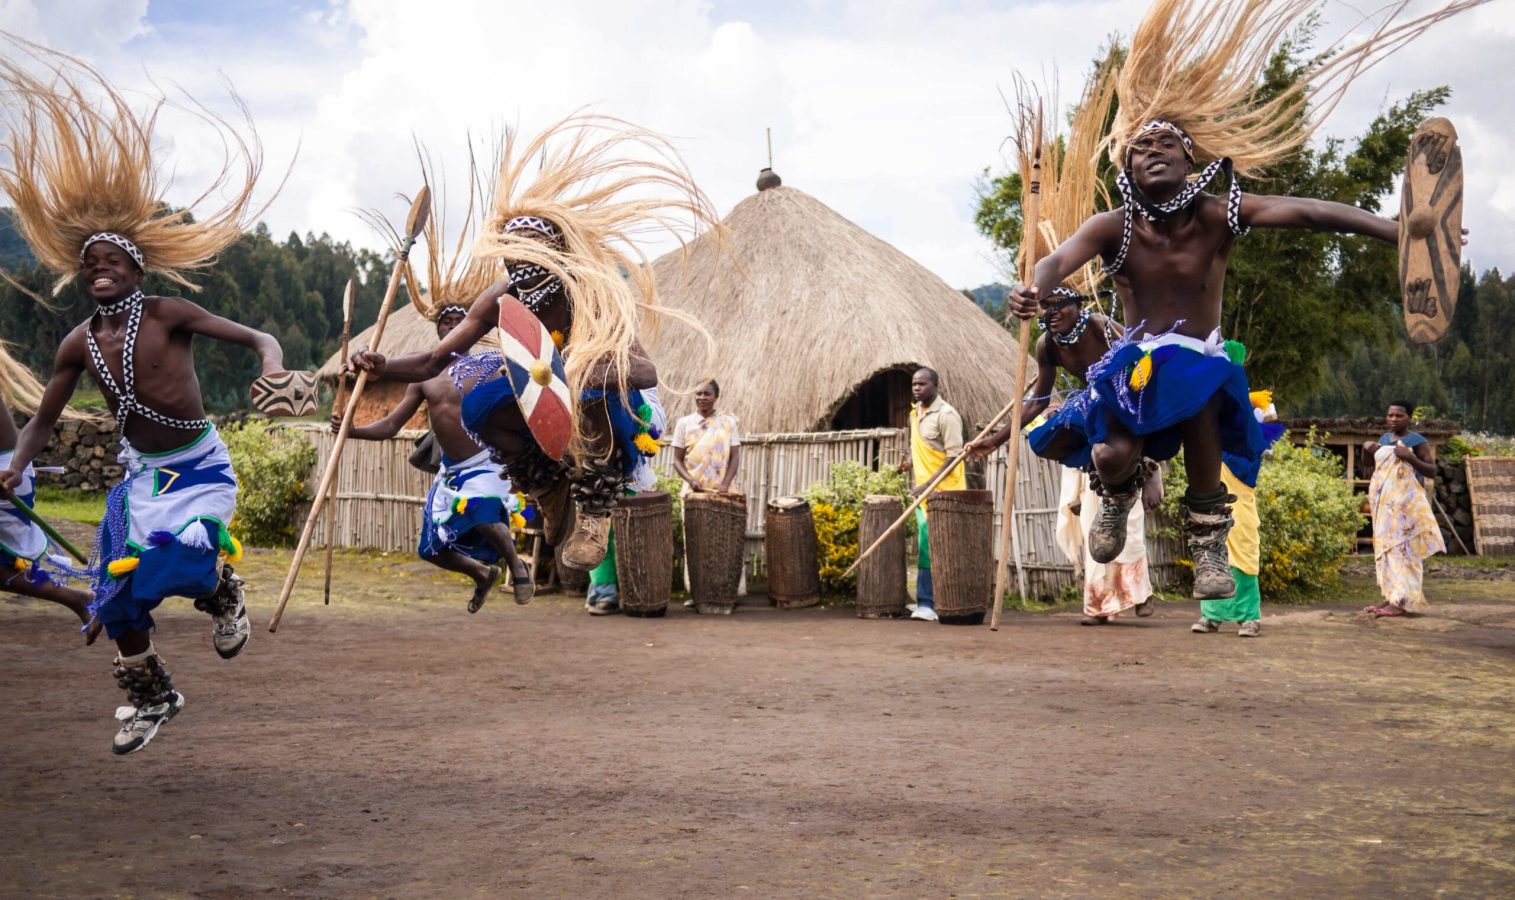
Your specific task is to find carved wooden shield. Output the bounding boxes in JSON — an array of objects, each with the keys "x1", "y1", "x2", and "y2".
[
  {"x1": 249, "y1": 370, "x2": 318, "y2": 417},
  {"x1": 496, "y1": 295, "x2": 572, "y2": 461},
  {"x1": 1399, "y1": 117, "x2": 1463, "y2": 344}
]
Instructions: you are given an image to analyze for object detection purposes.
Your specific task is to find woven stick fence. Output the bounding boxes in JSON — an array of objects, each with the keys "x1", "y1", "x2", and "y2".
[{"x1": 289, "y1": 424, "x2": 1181, "y2": 595}]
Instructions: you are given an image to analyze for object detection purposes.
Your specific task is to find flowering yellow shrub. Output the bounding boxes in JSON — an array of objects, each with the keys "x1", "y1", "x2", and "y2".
[{"x1": 810, "y1": 501, "x2": 861, "y2": 592}]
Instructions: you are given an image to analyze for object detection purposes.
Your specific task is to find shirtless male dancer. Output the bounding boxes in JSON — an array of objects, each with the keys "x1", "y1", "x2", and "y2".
[
  {"x1": 0, "y1": 45, "x2": 287, "y2": 753},
  {"x1": 336, "y1": 306, "x2": 533, "y2": 611},
  {"x1": 1005, "y1": 0, "x2": 1479, "y2": 600}
]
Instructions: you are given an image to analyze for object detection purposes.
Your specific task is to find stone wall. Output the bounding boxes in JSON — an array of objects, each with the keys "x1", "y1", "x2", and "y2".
[
  {"x1": 13, "y1": 411, "x2": 122, "y2": 491},
  {"x1": 1434, "y1": 459, "x2": 1477, "y2": 555}
]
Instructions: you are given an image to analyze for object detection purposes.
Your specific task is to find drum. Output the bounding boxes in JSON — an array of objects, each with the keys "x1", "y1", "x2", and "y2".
[
  {"x1": 684, "y1": 491, "x2": 747, "y2": 615},
  {"x1": 925, "y1": 489, "x2": 994, "y2": 625},
  {"x1": 856, "y1": 494, "x2": 908, "y2": 618},
  {"x1": 764, "y1": 497, "x2": 820, "y2": 609},
  {"x1": 610, "y1": 491, "x2": 674, "y2": 617}
]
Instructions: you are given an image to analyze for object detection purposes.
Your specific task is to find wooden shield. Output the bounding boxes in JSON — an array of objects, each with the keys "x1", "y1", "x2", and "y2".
[
  {"x1": 1399, "y1": 117, "x2": 1463, "y2": 344},
  {"x1": 249, "y1": 370, "x2": 318, "y2": 417},
  {"x1": 496, "y1": 295, "x2": 572, "y2": 461}
]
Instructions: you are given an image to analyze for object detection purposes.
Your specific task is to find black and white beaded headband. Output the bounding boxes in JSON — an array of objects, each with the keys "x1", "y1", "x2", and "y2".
[{"x1": 80, "y1": 232, "x2": 145, "y2": 270}]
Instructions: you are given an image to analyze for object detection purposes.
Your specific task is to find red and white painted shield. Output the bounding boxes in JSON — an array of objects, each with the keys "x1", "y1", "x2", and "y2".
[{"x1": 497, "y1": 295, "x2": 573, "y2": 461}]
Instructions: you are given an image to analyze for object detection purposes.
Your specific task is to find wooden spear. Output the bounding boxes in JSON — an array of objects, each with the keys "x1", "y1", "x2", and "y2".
[
  {"x1": 321, "y1": 278, "x2": 356, "y2": 605},
  {"x1": 268, "y1": 187, "x2": 431, "y2": 632},
  {"x1": 989, "y1": 101, "x2": 1044, "y2": 631}
]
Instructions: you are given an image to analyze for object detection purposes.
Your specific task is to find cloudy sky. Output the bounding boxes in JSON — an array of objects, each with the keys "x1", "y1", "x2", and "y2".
[{"x1": 3, "y1": 0, "x2": 1510, "y2": 289}]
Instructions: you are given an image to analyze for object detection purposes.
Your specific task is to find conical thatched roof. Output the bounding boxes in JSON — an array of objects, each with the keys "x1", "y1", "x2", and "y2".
[
  {"x1": 315, "y1": 302, "x2": 498, "y2": 383},
  {"x1": 644, "y1": 183, "x2": 1029, "y2": 432}
]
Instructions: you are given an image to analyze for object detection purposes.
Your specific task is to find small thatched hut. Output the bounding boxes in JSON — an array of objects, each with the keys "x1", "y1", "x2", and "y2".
[
  {"x1": 315, "y1": 302, "x2": 498, "y2": 428},
  {"x1": 644, "y1": 171, "x2": 1029, "y2": 432}
]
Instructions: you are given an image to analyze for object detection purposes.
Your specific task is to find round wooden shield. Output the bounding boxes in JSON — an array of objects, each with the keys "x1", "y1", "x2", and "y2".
[
  {"x1": 1399, "y1": 117, "x2": 1463, "y2": 344},
  {"x1": 496, "y1": 295, "x2": 572, "y2": 461}
]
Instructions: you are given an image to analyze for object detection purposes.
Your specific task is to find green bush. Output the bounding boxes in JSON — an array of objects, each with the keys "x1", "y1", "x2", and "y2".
[
  {"x1": 222, "y1": 419, "x2": 317, "y2": 547},
  {"x1": 802, "y1": 460, "x2": 912, "y2": 592},
  {"x1": 1160, "y1": 431, "x2": 1363, "y2": 599},
  {"x1": 653, "y1": 471, "x2": 687, "y2": 587}
]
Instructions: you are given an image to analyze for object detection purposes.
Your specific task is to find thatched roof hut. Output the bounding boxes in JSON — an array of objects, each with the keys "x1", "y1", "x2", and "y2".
[
  {"x1": 644, "y1": 174, "x2": 1029, "y2": 432},
  {"x1": 315, "y1": 301, "x2": 498, "y2": 428}
]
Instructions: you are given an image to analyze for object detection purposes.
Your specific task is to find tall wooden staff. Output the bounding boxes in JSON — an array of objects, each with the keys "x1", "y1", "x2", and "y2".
[
  {"x1": 268, "y1": 187, "x2": 431, "y2": 632},
  {"x1": 989, "y1": 103, "x2": 1044, "y2": 631},
  {"x1": 321, "y1": 278, "x2": 356, "y2": 605}
]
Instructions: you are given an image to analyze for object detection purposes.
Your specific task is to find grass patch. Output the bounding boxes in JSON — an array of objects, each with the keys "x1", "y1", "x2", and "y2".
[
  {"x1": 67, "y1": 386, "x2": 107, "y2": 409},
  {"x1": 1433, "y1": 555, "x2": 1515, "y2": 571},
  {"x1": 32, "y1": 485, "x2": 106, "y2": 526}
]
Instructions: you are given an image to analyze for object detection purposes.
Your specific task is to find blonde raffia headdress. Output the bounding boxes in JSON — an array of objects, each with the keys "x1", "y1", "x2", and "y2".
[
  {"x1": 1012, "y1": 46, "x2": 1121, "y2": 300},
  {"x1": 472, "y1": 113, "x2": 719, "y2": 406},
  {"x1": 0, "y1": 35, "x2": 275, "y2": 298},
  {"x1": 1104, "y1": 0, "x2": 1490, "y2": 176},
  {"x1": 367, "y1": 140, "x2": 504, "y2": 324}
]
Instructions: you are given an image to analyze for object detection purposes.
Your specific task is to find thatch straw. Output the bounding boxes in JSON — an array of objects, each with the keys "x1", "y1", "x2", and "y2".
[{"x1": 644, "y1": 184, "x2": 1032, "y2": 432}]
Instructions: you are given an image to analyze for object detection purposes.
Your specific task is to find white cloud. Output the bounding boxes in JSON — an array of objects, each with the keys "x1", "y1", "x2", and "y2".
[{"x1": 1, "y1": 0, "x2": 1509, "y2": 288}]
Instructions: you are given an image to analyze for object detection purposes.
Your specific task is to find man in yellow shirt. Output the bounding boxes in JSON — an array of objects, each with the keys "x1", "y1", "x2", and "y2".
[{"x1": 906, "y1": 368, "x2": 964, "y2": 622}]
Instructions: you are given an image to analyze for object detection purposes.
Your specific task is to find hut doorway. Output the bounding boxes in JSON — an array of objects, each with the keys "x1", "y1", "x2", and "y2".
[{"x1": 829, "y1": 367, "x2": 913, "y2": 430}]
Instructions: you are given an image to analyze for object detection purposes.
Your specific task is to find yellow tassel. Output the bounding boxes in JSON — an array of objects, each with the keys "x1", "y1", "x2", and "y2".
[
  {"x1": 455, "y1": 497, "x2": 469, "y2": 514},
  {"x1": 1129, "y1": 354, "x2": 1154, "y2": 391},
  {"x1": 1249, "y1": 389, "x2": 1273, "y2": 410},
  {"x1": 14, "y1": 557, "x2": 30, "y2": 572},
  {"x1": 549, "y1": 330, "x2": 566, "y2": 350},
  {"x1": 107, "y1": 557, "x2": 140, "y2": 577},
  {"x1": 510, "y1": 512, "x2": 526, "y2": 531},
  {"x1": 227, "y1": 536, "x2": 244, "y2": 563},
  {"x1": 633, "y1": 432, "x2": 660, "y2": 455}
]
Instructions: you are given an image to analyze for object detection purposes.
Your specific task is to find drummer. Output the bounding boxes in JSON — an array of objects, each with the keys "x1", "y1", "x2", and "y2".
[{"x1": 671, "y1": 380, "x2": 743, "y2": 599}]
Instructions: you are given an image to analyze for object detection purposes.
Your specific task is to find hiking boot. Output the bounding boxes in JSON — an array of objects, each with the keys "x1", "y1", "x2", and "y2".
[
  {"x1": 1186, "y1": 504, "x2": 1236, "y2": 600},
  {"x1": 110, "y1": 651, "x2": 185, "y2": 755},
  {"x1": 197, "y1": 565, "x2": 250, "y2": 660},
  {"x1": 560, "y1": 513, "x2": 611, "y2": 570},
  {"x1": 1088, "y1": 490, "x2": 1139, "y2": 564},
  {"x1": 1190, "y1": 617, "x2": 1219, "y2": 634},
  {"x1": 1238, "y1": 619, "x2": 1261, "y2": 638}
]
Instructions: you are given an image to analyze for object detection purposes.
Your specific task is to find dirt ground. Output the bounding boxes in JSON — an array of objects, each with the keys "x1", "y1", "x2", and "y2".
[{"x1": 2, "y1": 539, "x2": 1513, "y2": 898}]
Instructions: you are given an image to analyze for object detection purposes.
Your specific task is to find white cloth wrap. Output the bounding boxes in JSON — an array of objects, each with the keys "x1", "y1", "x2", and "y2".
[
  {"x1": 629, "y1": 386, "x2": 668, "y2": 493},
  {"x1": 118, "y1": 428, "x2": 238, "y2": 550},
  {"x1": 428, "y1": 449, "x2": 518, "y2": 532},
  {"x1": 0, "y1": 450, "x2": 47, "y2": 563}
]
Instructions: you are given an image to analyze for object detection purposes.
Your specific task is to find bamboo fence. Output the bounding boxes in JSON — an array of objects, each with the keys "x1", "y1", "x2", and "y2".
[{"x1": 288, "y1": 424, "x2": 1181, "y2": 594}]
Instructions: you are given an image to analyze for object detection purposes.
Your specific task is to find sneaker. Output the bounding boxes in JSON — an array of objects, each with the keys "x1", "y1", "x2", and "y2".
[
  {"x1": 1190, "y1": 617, "x2": 1220, "y2": 634},
  {"x1": 1088, "y1": 490, "x2": 1138, "y2": 564},
  {"x1": 111, "y1": 690, "x2": 185, "y2": 755},
  {"x1": 906, "y1": 602, "x2": 919, "y2": 612},
  {"x1": 586, "y1": 596, "x2": 621, "y2": 616},
  {"x1": 210, "y1": 569, "x2": 251, "y2": 660},
  {"x1": 910, "y1": 606, "x2": 939, "y2": 622},
  {"x1": 1238, "y1": 619, "x2": 1261, "y2": 638},
  {"x1": 560, "y1": 514, "x2": 611, "y2": 570},
  {"x1": 683, "y1": 598, "x2": 696, "y2": 608}
]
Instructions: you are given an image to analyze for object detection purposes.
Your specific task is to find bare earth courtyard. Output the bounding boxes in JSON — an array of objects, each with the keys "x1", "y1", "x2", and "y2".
[{"x1": 2, "y1": 545, "x2": 1513, "y2": 898}]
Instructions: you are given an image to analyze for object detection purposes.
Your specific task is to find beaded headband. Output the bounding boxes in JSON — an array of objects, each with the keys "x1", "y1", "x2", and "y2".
[{"x1": 80, "y1": 232, "x2": 145, "y2": 270}]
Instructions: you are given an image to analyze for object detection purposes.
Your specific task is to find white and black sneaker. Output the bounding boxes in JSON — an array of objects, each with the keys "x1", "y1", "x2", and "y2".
[
  {"x1": 201, "y1": 566, "x2": 250, "y2": 659},
  {"x1": 112, "y1": 690, "x2": 185, "y2": 755}
]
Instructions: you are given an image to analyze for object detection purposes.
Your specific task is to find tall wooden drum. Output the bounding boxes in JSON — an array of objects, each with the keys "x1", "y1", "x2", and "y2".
[
  {"x1": 684, "y1": 491, "x2": 747, "y2": 615},
  {"x1": 857, "y1": 494, "x2": 908, "y2": 618},
  {"x1": 611, "y1": 490, "x2": 674, "y2": 617},
  {"x1": 926, "y1": 489, "x2": 994, "y2": 625},
  {"x1": 765, "y1": 497, "x2": 820, "y2": 609}
]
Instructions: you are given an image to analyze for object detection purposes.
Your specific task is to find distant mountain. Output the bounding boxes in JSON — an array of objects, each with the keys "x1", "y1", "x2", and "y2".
[{"x1": 0, "y1": 209, "x2": 37, "y2": 270}]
